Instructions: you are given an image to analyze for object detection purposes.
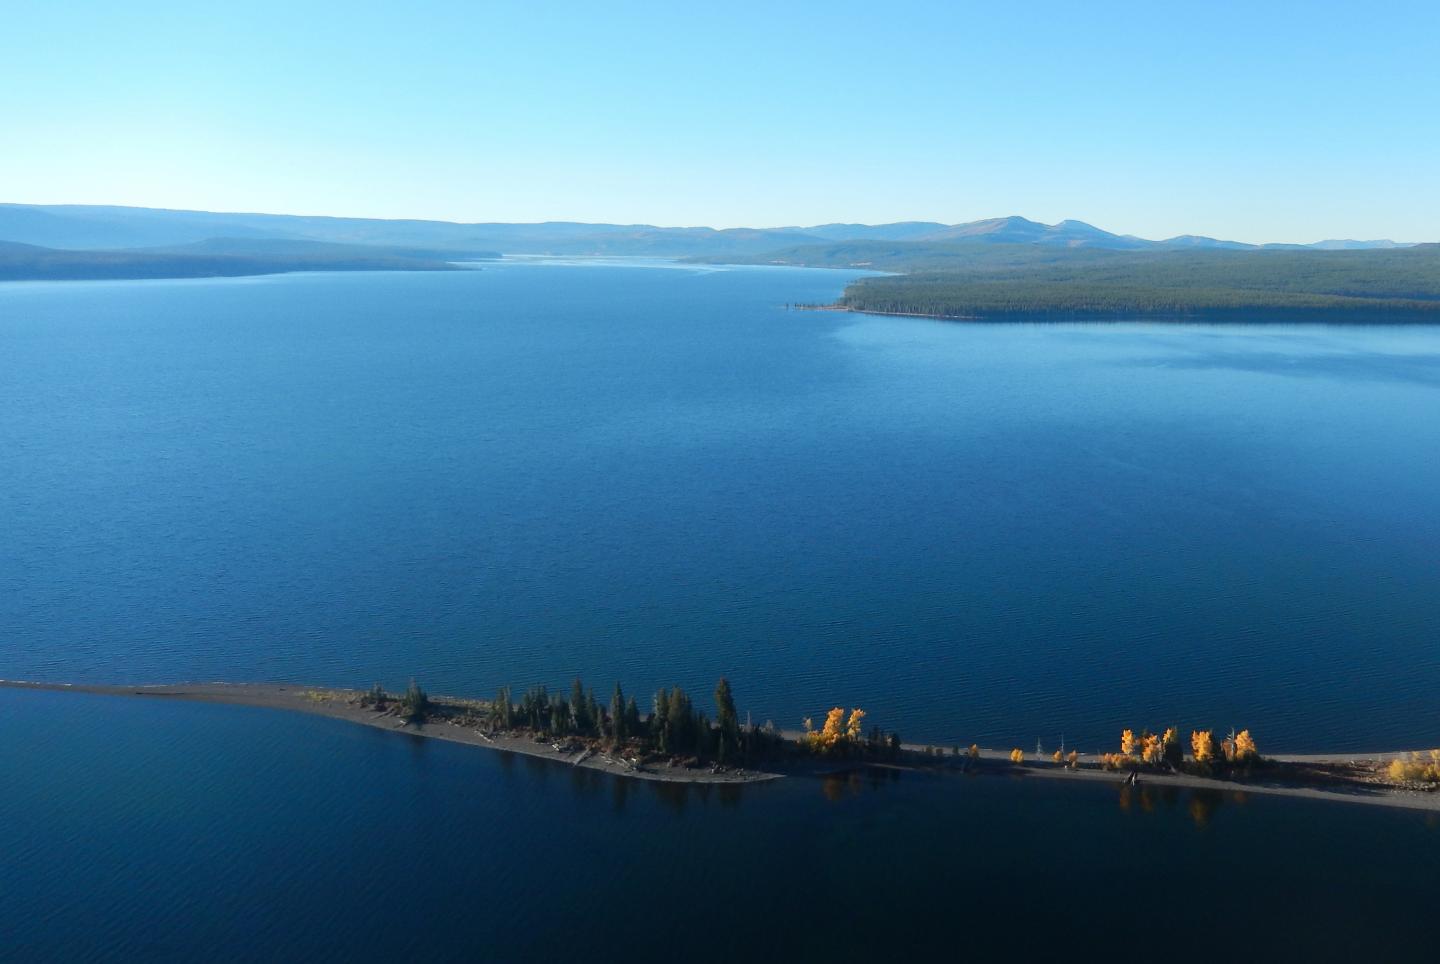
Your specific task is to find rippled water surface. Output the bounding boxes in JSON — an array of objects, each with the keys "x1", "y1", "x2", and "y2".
[
  {"x1": 3, "y1": 262, "x2": 1439, "y2": 750},
  {"x1": 3, "y1": 688, "x2": 1438, "y2": 963}
]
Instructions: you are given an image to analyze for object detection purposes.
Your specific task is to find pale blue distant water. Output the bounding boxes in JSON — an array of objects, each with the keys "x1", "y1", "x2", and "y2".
[{"x1": 3, "y1": 261, "x2": 1440, "y2": 751}]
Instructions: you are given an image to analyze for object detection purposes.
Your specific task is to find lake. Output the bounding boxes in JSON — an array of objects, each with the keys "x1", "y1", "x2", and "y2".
[
  {"x1": 3, "y1": 260, "x2": 1439, "y2": 751},
  {"x1": 3, "y1": 686, "x2": 1438, "y2": 962}
]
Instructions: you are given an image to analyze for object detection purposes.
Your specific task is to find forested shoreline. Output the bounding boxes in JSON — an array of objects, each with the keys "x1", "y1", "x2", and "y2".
[
  {"x1": 0, "y1": 239, "x2": 495, "y2": 281},
  {"x1": 6, "y1": 679, "x2": 1440, "y2": 808},
  {"x1": 825, "y1": 245, "x2": 1440, "y2": 320}
]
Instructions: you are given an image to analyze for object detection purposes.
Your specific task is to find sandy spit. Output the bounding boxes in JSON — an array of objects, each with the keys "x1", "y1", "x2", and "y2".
[{"x1": 4, "y1": 679, "x2": 1438, "y2": 811}]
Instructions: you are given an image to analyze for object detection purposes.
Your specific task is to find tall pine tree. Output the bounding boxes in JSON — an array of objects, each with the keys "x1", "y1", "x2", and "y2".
[
  {"x1": 652, "y1": 689, "x2": 671, "y2": 753},
  {"x1": 610, "y1": 683, "x2": 626, "y2": 745},
  {"x1": 714, "y1": 677, "x2": 740, "y2": 764}
]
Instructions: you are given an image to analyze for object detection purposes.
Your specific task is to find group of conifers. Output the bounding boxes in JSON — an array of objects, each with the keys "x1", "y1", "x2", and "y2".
[
  {"x1": 357, "y1": 678, "x2": 1286, "y2": 780},
  {"x1": 358, "y1": 677, "x2": 902, "y2": 768}
]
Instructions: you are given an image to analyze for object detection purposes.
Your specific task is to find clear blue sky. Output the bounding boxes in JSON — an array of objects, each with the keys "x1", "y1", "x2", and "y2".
[{"x1": 3, "y1": 0, "x2": 1436, "y2": 242}]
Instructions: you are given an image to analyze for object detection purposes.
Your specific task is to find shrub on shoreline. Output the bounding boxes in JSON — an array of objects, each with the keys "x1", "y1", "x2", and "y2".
[
  {"x1": 1387, "y1": 751, "x2": 1440, "y2": 784},
  {"x1": 358, "y1": 683, "x2": 388, "y2": 709}
]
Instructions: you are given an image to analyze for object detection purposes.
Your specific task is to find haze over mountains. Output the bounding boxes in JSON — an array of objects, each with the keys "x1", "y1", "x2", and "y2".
[{"x1": 0, "y1": 203, "x2": 1415, "y2": 258}]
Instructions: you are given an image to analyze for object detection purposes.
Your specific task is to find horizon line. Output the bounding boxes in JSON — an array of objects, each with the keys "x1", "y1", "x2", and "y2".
[{"x1": 0, "y1": 199, "x2": 1422, "y2": 248}]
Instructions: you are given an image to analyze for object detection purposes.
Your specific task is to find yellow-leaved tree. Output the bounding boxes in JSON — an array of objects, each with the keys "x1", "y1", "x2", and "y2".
[
  {"x1": 1010, "y1": 748, "x2": 1025, "y2": 764},
  {"x1": 1234, "y1": 730, "x2": 1258, "y2": 762},
  {"x1": 1121, "y1": 729, "x2": 1137, "y2": 757},
  {"x1": 805, "y1": 707, "x2": 845, "y2": 752},
  {"x1": 803, "y1": 707, "x2": 866, "y2": 756},
  {"x1": 845, "y1": 708, "x2": 866, "y2": 741},
  {"x1": 1386, "y1": 752, "x2": 1440, "y2": 783},
  {"x1": 1141, "y1": 733, "x2": 1164, "y2": 766},
  {"x1": 1191, "y1": 730, "x2": 1215, "y2": 764}
]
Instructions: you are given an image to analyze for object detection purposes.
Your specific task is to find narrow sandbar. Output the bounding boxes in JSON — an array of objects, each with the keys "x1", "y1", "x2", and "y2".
[{"x1": 4, "y1": 679, "x2": 1437, "y2": 811}]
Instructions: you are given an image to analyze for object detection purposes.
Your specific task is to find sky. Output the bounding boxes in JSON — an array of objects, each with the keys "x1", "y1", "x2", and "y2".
[{"x1": 2, "y1": 0, "x2": 1437, "y2": 243}]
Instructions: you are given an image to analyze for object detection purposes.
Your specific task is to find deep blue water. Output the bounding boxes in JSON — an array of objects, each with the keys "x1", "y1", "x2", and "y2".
[
  {"x1": 3, "y1": 687, "x2": 1438, "y2": 963},
  {"x1": 3, "y1": 261, "x2": 1440, "y2": 751}
]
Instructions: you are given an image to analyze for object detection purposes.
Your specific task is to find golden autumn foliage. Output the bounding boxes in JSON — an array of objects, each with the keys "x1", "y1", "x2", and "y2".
[
  {"x1": 1386, "y1": 751, "x2": 1440, "y2": 784},
  {"x1": 1234, "y1": 730, "x2": 1258, "y2": 762},
  {"x1": 1009, "y1": 748, "x2": 1025, "y2": 764},
  {"x1": 1191, "y1": 730, "x2": 1215, "y2": 764},
  {"x1": 968, "y1": 744, "x2": 980, "y2": 760},
  {"x1": 1052, "y1": 750, "x2": 1064, "y2": 764},
  {"x1": 1141, "y1": 733, "x2": 1164, "y2": 766},
  {"x1": 845, "y1": 708, "x2": 865, "y2": 741},
  {"x1": 1121, "y1": 729, "x2": 1137, "y2": 757},
  {"x1": 802, "y1": 706, "x2": 867, "y2": 755},
  {"x1": 1100, "y1": 752, "x2": 1130, "y2": 771},
  {"x1": 1066, "y1": 750, "x2": 1080, "y2": 769},
  {"x1": 1218, "y1": 729, "x2": 1259, "y2": 763}
]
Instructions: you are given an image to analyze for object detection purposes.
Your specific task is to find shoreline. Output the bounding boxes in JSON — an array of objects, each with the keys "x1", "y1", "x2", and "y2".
[
  {"x1": 0, "y1": 680, "x2": 780, "y2": 786},
  {"x1": 5, "y1": 679, "x2": 1438, "y2": 811},
  {"x1": 793, "y1": 303, "x2": 1440, "y2": 325}
]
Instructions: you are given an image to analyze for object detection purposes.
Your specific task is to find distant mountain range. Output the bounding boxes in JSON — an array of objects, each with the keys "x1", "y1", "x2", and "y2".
[
  {"x1": 789, "y1": 217, "x2": 1414, "y2": 252},
  {"x1": 3, "y1": 202, "x2": 1434, "y2": 324},
  {"x1": 0, "y1": 204, "x2": 1417, "y2": 257}
]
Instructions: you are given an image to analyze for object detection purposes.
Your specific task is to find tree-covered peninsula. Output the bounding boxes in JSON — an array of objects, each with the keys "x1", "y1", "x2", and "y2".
[
  {"x1": 700, "y1": 241, "x2": 1440, "y2": 321},
  {"x1": 831, "y1": 245, "x2": 1440, "y2": 320},
  {"x1": 0, "y1": 238, "x2": 496, "y2": 281}
]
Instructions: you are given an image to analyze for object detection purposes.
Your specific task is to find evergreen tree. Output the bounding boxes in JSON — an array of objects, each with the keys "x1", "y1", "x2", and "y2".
[
  {"x1": 570, "y1": 678, "x2": 589, "y2": 734},
  {"x1": 400, "y1": 679, "x2": 429, "y2": 723},
  {"x1": 491, "y1": 685, "x2": 513, "y2": 728},
  {"x1": 523, "y1": 685, "x2": 550, "y2": 731},
  {"x1": 585, "y1": 689, "x2": 599, "y2": 737},
  {"x1": 551, "y1": 695, "x2": 570, "y2": 737},
  {"x1": 624, "y1": 696, "x2": 641, "y2": 739},
  {"x1": 666, "y1": 688, "x2": 696, "y2": 754},
  {"x1": 694, "y1": 712, "x2": 713, "y2": 758},
  {"x1": 653, "y1": 689, "x2": 671, "y2": 753},
  {"x1": 610, "y1": 683, "x2": 627, "y2": 745},
  {"x1": 714, "y1": 677, "x2": 740, "y2": 764}
]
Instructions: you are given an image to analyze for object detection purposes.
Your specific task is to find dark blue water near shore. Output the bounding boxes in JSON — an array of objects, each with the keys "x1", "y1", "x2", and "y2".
[
  {"x1": 2, "y1": 688, "x2": 1437, "y2": 962},
  {"x1": 3, "y1": 261, "x2": 1440, "y2": 750}
]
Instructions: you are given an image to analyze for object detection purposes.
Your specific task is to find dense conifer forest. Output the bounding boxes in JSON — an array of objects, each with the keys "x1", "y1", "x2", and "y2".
[{"x1": 833, "y1": 245, "x2": 1440, "y2": 319}]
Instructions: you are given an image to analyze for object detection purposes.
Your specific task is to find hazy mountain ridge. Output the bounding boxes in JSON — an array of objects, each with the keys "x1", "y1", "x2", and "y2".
[{"x1": 0, "y1": 204, "x2": 1416, "y2": 257}]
